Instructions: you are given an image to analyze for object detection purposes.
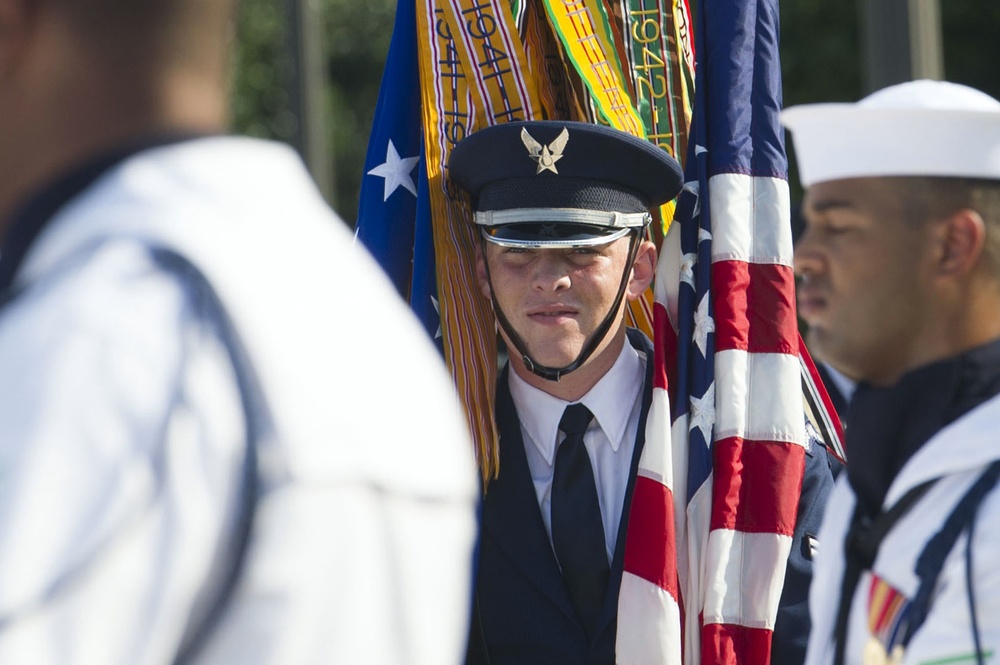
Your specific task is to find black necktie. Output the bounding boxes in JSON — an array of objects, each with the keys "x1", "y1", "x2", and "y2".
[{"x1": 552, "y1": 403, "x2": 609, "y2": 635}]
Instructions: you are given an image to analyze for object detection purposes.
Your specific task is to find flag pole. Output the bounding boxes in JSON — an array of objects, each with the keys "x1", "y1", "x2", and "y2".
[
  {"x1": 860, "y1": 0, "x2": 943, "y2": 93},
  {"x1": 286, "y1": 0, "x2": 335, "y2": 206}
]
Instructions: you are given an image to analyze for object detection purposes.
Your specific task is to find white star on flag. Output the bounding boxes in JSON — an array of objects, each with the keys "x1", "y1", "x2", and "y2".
[
  {"x1": 683, "y1": 181, "x2": 702, "y2": 218},
  {"x1": 680, "y1": 253, "x2": 697, "y2": 288},
  {"x1": 689, "y1": 382, "x2": 716, "y2": 444},
  {"x1": 368, "y1": 139, "x2": 419, "y2": 201},
  {"x1": 694, "y1": 292, "x2": 715, "y2": 356},
  {"x1": 431, "y1": 295, "x2": 442, "y2": 339}
]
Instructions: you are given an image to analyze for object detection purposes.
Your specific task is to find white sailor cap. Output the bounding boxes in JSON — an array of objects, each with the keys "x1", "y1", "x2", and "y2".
[{"x1": 780, "y1": 79, "x2": 1000, "y2": 187}]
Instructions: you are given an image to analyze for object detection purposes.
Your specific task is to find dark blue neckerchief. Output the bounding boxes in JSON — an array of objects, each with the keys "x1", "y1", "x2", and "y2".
[
  {"x1": 0, "y1": 133, "x2": 208, "y2": 300},
  {"x1": 846, "y1": 337, "x2": 1000, "y2": 519}
]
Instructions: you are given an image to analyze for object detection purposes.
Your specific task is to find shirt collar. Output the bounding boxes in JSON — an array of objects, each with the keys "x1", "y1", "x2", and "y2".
[{"x1": 508, "y1": 339, "x2": 644, "y2": 465}]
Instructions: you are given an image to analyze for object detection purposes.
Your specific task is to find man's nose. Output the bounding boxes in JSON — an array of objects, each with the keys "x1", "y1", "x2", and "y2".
[
  {"x1": 793, "y1": 229, "x2": 823, "y2": 278},
  {"x1": 531, "y1": 252, "x2": 572, "y2": 292}
]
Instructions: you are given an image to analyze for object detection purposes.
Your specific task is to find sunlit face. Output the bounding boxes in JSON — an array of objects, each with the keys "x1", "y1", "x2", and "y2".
[
  {"x1": 477, "y1": 236, "x2": 642, "y2": 371},
  {"x1": 795, "y1": 178, "x2": 940, "y2": 385}
]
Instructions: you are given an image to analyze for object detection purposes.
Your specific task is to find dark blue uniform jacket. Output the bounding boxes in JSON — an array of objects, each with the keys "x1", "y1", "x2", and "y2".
[{"x1": 466, "y1": 330, "x2": 837, "y2": 665}]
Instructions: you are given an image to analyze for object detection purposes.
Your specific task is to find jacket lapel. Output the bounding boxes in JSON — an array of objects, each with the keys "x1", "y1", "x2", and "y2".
[
  {"x1": 482, "y1": 330, "x2": 656, "y2": 637},
  {"x1": 482, "y1": 365, "x2": 578, "y2": 624}
]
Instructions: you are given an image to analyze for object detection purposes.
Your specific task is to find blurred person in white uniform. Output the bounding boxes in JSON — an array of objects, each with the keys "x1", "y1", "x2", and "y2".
[
  {"x1": 0, "y1": 0, "x2": 478, "y2": 663},
  {"x1": 783, "y1": 80, "x2": 1000, "y2": 665}
]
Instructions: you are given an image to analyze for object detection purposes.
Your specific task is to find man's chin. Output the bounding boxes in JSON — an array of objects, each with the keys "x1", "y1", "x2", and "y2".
[
  {"x1": 805, "y1": 326, "x2": 829, "y2": 357},
  {"x1": 807, "y1": 327, "x2": 849, "y2": 369},
  {"x1": 512, "y1": 342, "x2": 583, "y2": 371}
]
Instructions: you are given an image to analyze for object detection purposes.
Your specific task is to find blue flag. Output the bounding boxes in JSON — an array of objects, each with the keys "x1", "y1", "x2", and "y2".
[{"x1": 355, "y1": 0, "x2": 441, "y2": 348}]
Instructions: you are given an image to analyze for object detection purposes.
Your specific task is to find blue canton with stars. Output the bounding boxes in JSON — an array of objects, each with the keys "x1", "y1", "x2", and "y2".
[
  {"x1": 354, "y1": 0, "x2": 441, "y2": 351},
  {"x1": 673, "y1": 169, "x2": 716, "y2": 500}
]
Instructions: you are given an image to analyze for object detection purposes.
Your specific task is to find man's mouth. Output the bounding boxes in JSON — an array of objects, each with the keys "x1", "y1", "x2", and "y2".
[
  {"x1": 527, "y1": 305, "x2": 579, "y2": 322},
  {"x1": 796, "y1": 291, "x2": 827, "y2": 319}
]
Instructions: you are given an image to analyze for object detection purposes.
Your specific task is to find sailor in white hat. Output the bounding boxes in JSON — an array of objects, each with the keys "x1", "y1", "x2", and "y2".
[{"x1": 783, "y1": 80, "x2": 1000, "y2": 665}]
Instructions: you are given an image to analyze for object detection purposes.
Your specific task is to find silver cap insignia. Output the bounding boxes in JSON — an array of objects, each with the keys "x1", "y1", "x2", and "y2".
[{"x1": 521, "y1": 127, "x2": 569, "y2": 174}]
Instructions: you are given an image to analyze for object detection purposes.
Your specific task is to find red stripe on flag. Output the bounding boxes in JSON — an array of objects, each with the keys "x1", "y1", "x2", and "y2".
[
  {"x1": 653, "y1": 301, "x2": 677, "y2": 392},
  {"x1": 710, "y1": 437, "x2": 805, "y2": 535},
  {"x1": 712, "y1": 261, "x2": 797, "y2": 355},
  {"x1": 701, "y1": 622, "x2": 774, "y2": 665},
  {"x1": 623, "y1": 476, "x2": 680, "y2": 598}
]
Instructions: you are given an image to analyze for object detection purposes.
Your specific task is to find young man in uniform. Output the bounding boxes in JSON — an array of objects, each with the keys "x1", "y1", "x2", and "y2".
[
  {"x1": 0, "y1": 0, "x2": 478, "y2": 662},
  {"x1": 450, "y1": 120, "x2": 837, "y2": 665},
  {"x1": 784, "y1": 80, "x2": 1000, "y2": 665}
]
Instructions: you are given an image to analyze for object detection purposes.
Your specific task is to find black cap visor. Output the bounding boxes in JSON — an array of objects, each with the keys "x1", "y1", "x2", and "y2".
[{"x1": 481, "y1": 222, "x2": 632, "y2": 249}]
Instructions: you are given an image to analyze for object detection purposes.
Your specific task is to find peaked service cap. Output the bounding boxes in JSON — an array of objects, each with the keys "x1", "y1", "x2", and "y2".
[
  {"x1": 448, "y1": 120, "x2": 683, "y2": 248},
  {"x1": 781, "y1": 79, "x2": 1000, "y2": 187}
]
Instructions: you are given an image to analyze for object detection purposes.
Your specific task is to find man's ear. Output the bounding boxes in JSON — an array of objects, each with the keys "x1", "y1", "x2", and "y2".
[
  {"x1": 625, "y1": 238, "x2": 656, "y2": 300},
  {"x1": 936, "y1": 208, "x2": 986, "y2": 278},
  {"x1": 474, "y1": 243, "x2": 493, "y2": 300}
]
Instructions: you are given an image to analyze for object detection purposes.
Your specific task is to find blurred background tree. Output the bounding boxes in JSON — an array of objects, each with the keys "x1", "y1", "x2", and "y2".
[
  {"x1": 231, "y1": 0, "x2": 297, "y2": 147},
  {"x1": 231, "y1": 0, "x2": 394, "y2": 223},
  {"x1": 230, "y1": 0, "x2": 1000, "y2": 223}
]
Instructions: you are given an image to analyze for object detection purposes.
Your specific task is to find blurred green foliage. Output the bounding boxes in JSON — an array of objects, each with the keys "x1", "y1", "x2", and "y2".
[
  {"x1": 324, "y1": 0, "x2": 397, "y2": 222},
  {"x1": 230, "y1": 0, "x2": 1000, "y2": 221},
  {"x1": 780, "y1": 0, "x2": 863, "y2": 107},
  {"x1": 231, "y1": 0, "x2": 297, "y2": 144},
  {"x1": 230, "y1": 0, "x2": 394, "y2": 222},
  {"x1": 779, "y1": 0, "x2": 863, "y2": 202},
  {"x1": 941, "y1": 0, "x2": 1000, "y2": 97},
  {"x1": 779, "y1": 0, "x2": 1000, "y2": 111}
]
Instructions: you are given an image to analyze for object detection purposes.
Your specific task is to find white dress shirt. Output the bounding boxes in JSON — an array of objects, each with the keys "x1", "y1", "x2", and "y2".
[{"x1": 508, "y1": 340, "x2": 646, "y2": 563}]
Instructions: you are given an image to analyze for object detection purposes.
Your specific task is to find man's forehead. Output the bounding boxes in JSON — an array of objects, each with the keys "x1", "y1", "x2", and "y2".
[{"x1": 803, "y1": 177, "x2": 903, "y2": 216}]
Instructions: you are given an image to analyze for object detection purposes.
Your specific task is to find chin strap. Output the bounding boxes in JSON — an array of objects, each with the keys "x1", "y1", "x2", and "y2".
[{"x1": 481, "y1": 232, "x2": 642, "y2": 382}]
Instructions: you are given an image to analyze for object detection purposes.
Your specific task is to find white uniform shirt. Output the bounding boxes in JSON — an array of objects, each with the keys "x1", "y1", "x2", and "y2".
[
  {"x1": 805, "y1": 393, "x2": 1000, "y2": 665},
  {"x1": 509, "y1": 340, "x2": 645, "y2": 562},
  {"x1": 0, "y1": 137, "x2": 479, "y2": 665}
]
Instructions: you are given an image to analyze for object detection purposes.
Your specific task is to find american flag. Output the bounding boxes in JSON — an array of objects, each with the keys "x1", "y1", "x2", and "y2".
[{"x1": 617, "y1": 0, "x2": 808, "y2": 662}]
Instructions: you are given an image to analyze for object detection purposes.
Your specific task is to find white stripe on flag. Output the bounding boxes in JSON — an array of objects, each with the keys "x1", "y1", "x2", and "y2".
[
  {"x1": 708, "y1": 174, "x2": 792, "y2": 265},
  {"x1": 682, "y1": 467, "x2": 713, "y2": 662},
  {"x1": 617, "y1": 572, "x2": 684, "y2": 664},
  {"x1": 656, "y1": 213, "x2": 684, "y2": 326},
  {"x1": 703, "y1": 529, "x2": 793, "y2": 628},
  {"x1": 715, "y1": 350, "x2": 804, "y2": 443}
]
